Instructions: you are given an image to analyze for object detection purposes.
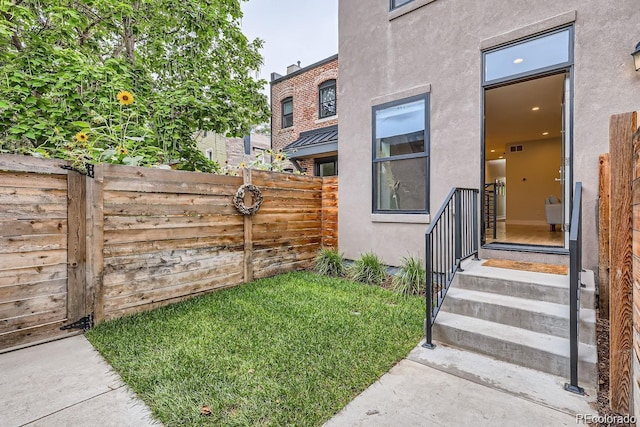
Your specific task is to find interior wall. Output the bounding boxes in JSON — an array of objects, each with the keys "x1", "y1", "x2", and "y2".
[
  {"x1": 485, "y1": 159, "x2": 506, "y2": 218},
  {"x1": 505, "y1": 138, "x2": 562, "y2": 224}
]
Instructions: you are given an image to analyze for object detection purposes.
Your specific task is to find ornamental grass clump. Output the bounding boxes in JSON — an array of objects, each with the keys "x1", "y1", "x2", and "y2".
[
  {"x1": 314, "y1": 248, "x2": 345, "y2": 277},
  {"x1": 392, "y1": 255, "x2": 426, "y2": 296},
  {"x1": 347, "y1": 252, "x2": 387, "y2": 286}
]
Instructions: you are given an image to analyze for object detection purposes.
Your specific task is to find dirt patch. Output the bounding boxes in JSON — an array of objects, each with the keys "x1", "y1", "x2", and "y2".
[
  {"x1": 595, "y1": 317, "x2": 634, "y2": 426},
  {"x1": 481, "y1": 259, "x2": 568, "y2": 275}
]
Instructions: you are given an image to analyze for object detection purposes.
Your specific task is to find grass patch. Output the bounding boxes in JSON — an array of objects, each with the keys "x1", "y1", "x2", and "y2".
[{"x1": 86, "y1": 271, "x2": 424, "y2": 426}]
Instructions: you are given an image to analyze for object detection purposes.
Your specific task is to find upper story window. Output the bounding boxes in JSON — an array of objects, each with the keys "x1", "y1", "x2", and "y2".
[
  {"x1": 390, "y1": 0, "x2": 413, "y2": 10},
  {"x1": 372, "y1": 93, "x2": 429, "y2": 213},
  {"x1": 281, "y1": 97, "x2": 293, "y2": 128},
  {"x1": 318, "y1": 80, "x2": 337, "y2": 119}
]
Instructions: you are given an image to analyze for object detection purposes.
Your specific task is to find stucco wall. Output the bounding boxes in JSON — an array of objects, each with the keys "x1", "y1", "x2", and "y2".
[{"x1": 338, "y1": 0, "x2": 640, "y2": 268}]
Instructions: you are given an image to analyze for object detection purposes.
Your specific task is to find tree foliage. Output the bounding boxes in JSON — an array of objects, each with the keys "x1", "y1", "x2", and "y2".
[{"x1": 0, "y1": 0, "x2": 269, "y2": 171}]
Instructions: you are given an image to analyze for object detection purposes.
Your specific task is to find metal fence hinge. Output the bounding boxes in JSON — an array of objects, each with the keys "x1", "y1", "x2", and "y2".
[
  {"x1": 60, "y1": 313, "x2": 94, "y2": 331},
  {"x1": 60, "y1": 163, "x2": 95, "y2": 178}
]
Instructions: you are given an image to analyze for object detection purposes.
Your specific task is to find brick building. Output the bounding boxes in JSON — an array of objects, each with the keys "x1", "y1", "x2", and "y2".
[
  {"x1": 195, "y1": 132, "x2": 270, "y2": 168},
  {"x1": 270, "y1": 54, "x2": 338, "y2": 176}
]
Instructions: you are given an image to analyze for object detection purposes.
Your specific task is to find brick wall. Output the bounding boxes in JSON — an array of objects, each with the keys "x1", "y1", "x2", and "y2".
[{"x1": 271, "y1": 56, "x2": 338, "y2": 175}]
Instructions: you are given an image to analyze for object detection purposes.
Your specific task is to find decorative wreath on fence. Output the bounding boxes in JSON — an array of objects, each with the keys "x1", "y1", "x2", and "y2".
[{"x1": 233, "y1": 184, "x2": 263, "y2": 215}]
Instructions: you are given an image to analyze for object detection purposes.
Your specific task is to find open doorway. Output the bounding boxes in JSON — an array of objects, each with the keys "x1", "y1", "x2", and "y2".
[{"x1": 483, "y1": 73, "x2": 567, "y2": 247}]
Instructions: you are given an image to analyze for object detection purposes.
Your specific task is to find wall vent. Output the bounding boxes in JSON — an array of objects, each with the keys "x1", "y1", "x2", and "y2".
[{"x1": 509, "y1": 144, "x2": 524, "y2": 153}]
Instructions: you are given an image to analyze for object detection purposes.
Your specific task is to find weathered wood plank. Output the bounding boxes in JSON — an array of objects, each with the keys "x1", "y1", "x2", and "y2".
[
  {"x1": 103, "y1": 271, "x2": 244, "y2": 313},
  {"x1": 102, "y1": 278, "x2": 243, "y2": 321},
  {"x1": 0, "y1": 155, "x2": 69, "y2": 175},
  {"x1": 0, "y1": 219, "x2": 66, "y2": 238},
  {"x1": 103, "y1": 214, "x2": 242, "y2": 231},
  {"x1": 104, "y1": 258, "x2": 243, "y2": 299},
  {"x1": 0, "y1": 187, "x2": 67, "y2": 205},
  {"x1": 253, "y1": 212, "x2": 321, "y2": 224},
  {"x1": 103, "y1": 163, "x2": 242, "y2": 186},
  {"x1": 104, "y1": 247, "x2": 244, "y2": 271},
  {"x1": 598, "y1": 153, "x2": 611, "y2": 320},
  {"x1": 0, "y1": 278, "x2": 67, "y2": 303},
  {"x1": 0, "y1": 293, "x2": 66, "y2": 320},
  {"x1": 0, "y1": 263, "x2": 66, "y2": 285},
  {"x1": 104, "y1": 224, "x2": 244, "y2": 245},
  {"x1": 0, "y1": 204, "x2": 68, "y2": 219},
  {"x1": 103, "y1": 237, "x2": 244, "y2": 258},
  {"x1": 0, "y1": 249, "x2": 66, "y2": 270},
  {"x1": 0, "y1": 172, "x2": 67, "y2": 190},
  {"x1": 103, "y1": 202, "x2": 238, "y2": 217},
  {"x1": 66, "y1": 171, "x2": 86, "y2": 323},
  {"x1": 253, "y1": 235, "x2": 322, "y2": 248},
  {"x1": 0, "y1": 307, "x2": 67, "y2": 334},
  {"x1": 103, "y1": 250, "x2": 243, "y2": 287},
  {"x1": 0, "y1": 320, "x2": 77, "y2": 352},
  {"x1": 105, "y1": 191, "x2": 234, "y2": 206},
  {"x1": 104, "y1": 177, "x2": 240, "y2": 196},
  {"x1": 610, "y1": 112, "x2": 636, "y2": 413},
  {"x1": 0, "y1": 234, "x2": 67, "y2": 254}
]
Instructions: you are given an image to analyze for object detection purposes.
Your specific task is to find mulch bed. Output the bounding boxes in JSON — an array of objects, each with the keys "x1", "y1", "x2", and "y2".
[{"x1": 595, "y1": 317, "x2": 634, "y2": 426}]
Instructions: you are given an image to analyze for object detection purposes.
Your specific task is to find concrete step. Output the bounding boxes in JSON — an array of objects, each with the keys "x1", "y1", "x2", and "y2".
[
  {"x1": 454, "y1": 260, "x2": 596, "y2": 309},
  {"x1": 432, "y1": 311, "x2": 598, "y2": 386},
  {"x1": 407, "y1": 343, "x2": 596, "y2": 417},
  {"x1": 444, "y1": 287, "x2": 596, "y2": 345}
]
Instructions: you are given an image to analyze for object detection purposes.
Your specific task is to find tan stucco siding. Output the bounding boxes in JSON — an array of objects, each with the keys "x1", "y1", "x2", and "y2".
[{"x1": 338, "y1": 1, "x2": 640, "y2": 268}]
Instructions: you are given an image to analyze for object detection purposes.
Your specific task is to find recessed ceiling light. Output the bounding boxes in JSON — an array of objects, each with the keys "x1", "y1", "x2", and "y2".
[
  {"x1": 531, "y1": 106, "x2": 540, "y2": 111},
  {"x1": 499, "y1": 156, "x2": 504, "y2": 159},
  {"x1": 542, "y1": 132, "x2": 549, "y2": 136},
  {"x1": 513, "y1": 58, "x2": 524, "y2": 64},
  {"x1": 490, "y1": 149, "x2": 495, "y2": 153}
]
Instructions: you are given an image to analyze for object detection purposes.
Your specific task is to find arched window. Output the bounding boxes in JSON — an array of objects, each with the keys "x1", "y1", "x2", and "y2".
[
  {"x1": 281, "y1": 97, "x2": 293, "y2": 128},
  {"x1": 318, "y1": 80, "x2": 336, "y2": 118}
]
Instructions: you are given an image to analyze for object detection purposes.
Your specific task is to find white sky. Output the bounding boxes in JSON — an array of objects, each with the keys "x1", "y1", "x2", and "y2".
[{"x1": 240, "y1": 0, "x2": 338, "y2": 88}]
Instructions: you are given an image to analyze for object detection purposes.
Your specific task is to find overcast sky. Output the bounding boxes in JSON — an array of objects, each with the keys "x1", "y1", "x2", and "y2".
[{"x1": 241, "y1": 0, "x2": 338, "y2": 88}]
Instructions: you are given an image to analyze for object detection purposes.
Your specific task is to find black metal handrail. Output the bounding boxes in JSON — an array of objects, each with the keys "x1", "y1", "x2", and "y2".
[
  {"x1": 424, "y1": 187, "x2": 479, "y2": 348},
  {"x1": 565, "y1": 182, "x2": 584, "y2": 395}
]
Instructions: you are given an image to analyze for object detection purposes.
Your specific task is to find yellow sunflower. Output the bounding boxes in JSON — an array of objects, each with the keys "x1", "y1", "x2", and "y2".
[
  {"x1": 275, "y1": 153, "x2": 285, "y2": 161},
  {"x1": 117, "y1": 146, "x2": 128, "y2": 155},
  {"x1": 117, "y1": 91, "x2": 134, "y2": 105},
  {"x1": 75, "y1": 131, "x2": 88, "y2": 142},
  {"x1": 239, "y1": 162, "x2": 246, "y2": 168}
]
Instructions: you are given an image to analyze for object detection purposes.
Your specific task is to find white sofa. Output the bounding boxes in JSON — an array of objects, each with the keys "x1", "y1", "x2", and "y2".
[{"x1": 545, "y1": 196, "x2": 562, "y2": 231}]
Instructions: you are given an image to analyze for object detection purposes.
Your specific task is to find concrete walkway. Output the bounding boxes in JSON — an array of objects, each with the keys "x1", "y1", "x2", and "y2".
[
  {"x1": 326, "y1": 343, "x2": 597, "y2": 426},
  {"x1": 0, "y1": 336, "x2": 157, "y2": 427}
]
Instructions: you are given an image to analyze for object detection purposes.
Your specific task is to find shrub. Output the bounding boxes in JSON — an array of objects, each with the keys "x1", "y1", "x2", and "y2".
[
  {"x1": 347, "y1": 252, "x2": 387, "y2": 286},
  {"x1": 392, "y1": 256, "x2": 426, "y2": 296},
  {"x1": 314, "y1": 248, "x2": 345, "y2": 277}
]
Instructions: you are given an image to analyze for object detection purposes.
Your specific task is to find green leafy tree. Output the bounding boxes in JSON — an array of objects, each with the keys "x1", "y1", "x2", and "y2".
[{"x1": 0, "y1": 0, "x2": 269, "y2": 171}]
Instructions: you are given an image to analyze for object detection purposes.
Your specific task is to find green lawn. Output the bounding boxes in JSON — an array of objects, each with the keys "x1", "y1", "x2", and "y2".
[{"x1": 86, "y1": 271, "x2": 425, "y2": 426}]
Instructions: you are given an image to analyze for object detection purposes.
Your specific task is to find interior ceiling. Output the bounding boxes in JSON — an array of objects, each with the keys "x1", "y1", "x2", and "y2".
[{"x1": 485, "y1": 73, "x2": 565, "y2": 161}]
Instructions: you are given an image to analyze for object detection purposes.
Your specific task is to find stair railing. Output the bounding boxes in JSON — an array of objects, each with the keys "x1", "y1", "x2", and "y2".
[
  {"x1": 424, "y1": 187, "x2": 479, "y2": 348},
  {"x1": 565, "y1": 182, "x2": 584, "y2": 395}
]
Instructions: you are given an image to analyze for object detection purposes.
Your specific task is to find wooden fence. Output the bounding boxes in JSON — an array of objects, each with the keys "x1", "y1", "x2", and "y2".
[
  {"x1": 0, "y1": 155, "x2": 338, "y2": 351},
  {"x1": 600, "y1": 111, "x2": 638, "y2": 415}
]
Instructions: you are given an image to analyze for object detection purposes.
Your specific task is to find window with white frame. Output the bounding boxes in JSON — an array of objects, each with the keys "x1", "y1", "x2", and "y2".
[{"x1": 372, "y1": 93, "x2": 429, "y2": 213}]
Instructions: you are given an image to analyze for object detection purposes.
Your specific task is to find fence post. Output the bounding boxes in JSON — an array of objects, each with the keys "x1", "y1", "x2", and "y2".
[
  {"x1": 86, "y1": 164, "x2": 105, "y2": 324},
  {"x1": 67, "y1": 170, "x2": 87, "y2": 323},
  {"x1": 243, "y1": 168, "x2": 254, "y2": 283},
  {"x1": 609, "y1": 112, "x2": 635, "y2": 413}
]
